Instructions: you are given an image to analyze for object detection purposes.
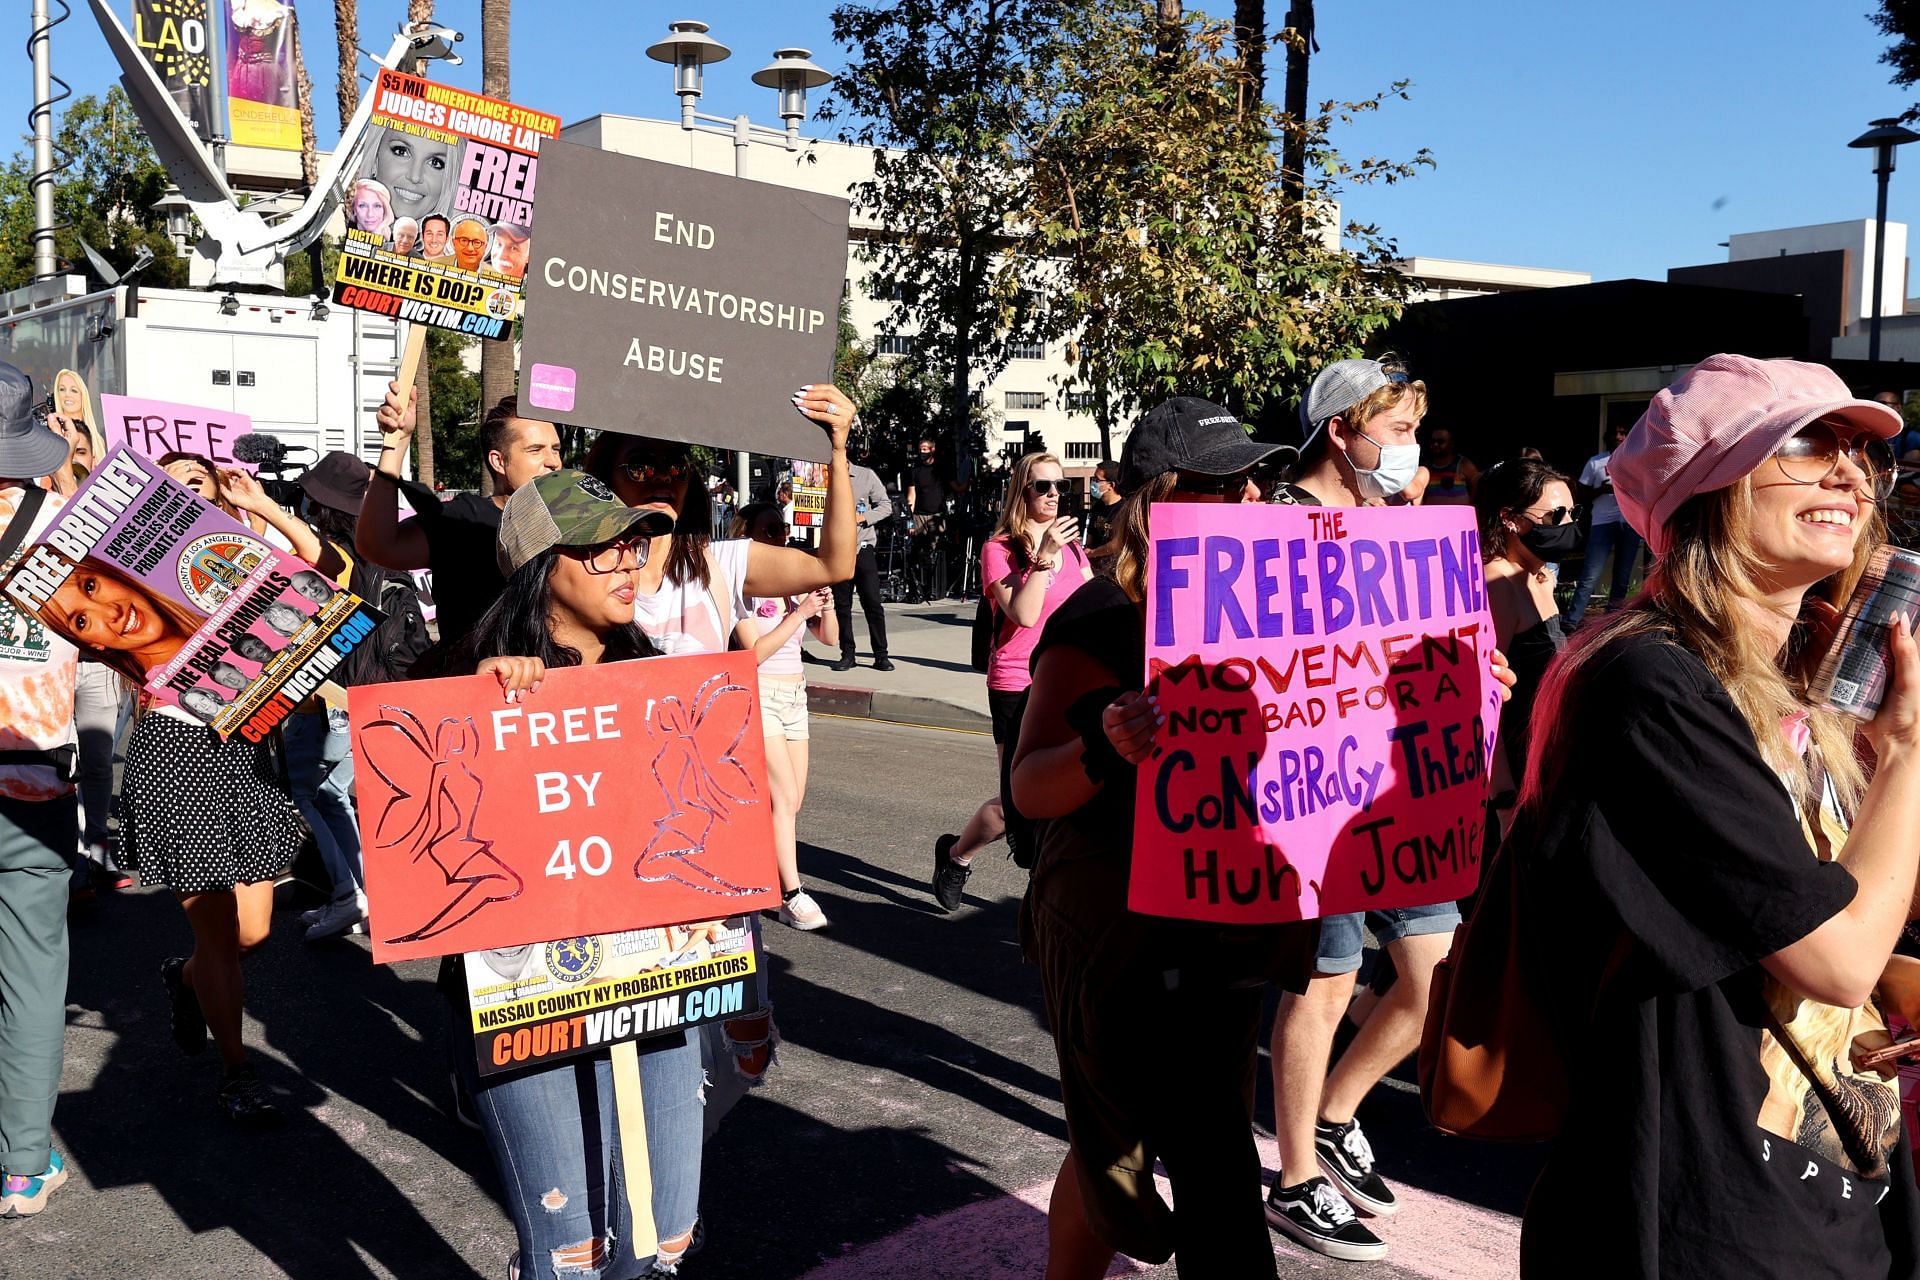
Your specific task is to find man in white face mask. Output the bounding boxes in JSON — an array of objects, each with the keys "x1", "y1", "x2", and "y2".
[
  {"x1": 1260, "y1": 354, "x2": 1464, "y2": 1263},
  {"x1": 1275, "y1": 355, "x2": 1429, "y2": 507}
]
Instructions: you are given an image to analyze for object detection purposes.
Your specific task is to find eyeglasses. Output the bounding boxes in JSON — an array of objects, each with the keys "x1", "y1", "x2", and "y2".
[
  {"x1": 1026, "y1": 478, "x2": 1063, "y2": 495},
  {"x1": 452, "y1": 235, "x2": 489, "y2": 249},
  {"x1": 617, "y1": 455, "x2": 690, "y2": 485},
  {"x1": 1521, "y1": 505, "x2": 1583, "y2": 527},
  {"x1": 1774, "y1": 423, "x2": 1897, "y2": 502},
  {"x1": 573, "y1": 536, "x2": 650, "y2": 574},
  {"x1": 1176, "y1": 470, "x2": 1254, "y2": 499}
]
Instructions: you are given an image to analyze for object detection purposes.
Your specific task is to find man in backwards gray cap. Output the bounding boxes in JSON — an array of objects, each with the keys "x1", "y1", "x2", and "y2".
[{"x1": 0, "y1": 360, "x2": 81, "y2": 1216}]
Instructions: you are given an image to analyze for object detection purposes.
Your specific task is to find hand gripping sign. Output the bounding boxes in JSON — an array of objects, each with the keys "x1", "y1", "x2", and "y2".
[
  {"x1": 350, "y1": 651, "x2": 780, "y2": 963},
  {"x1": 1133, "y1": 504, "x2": 1502, "y2": 924}
]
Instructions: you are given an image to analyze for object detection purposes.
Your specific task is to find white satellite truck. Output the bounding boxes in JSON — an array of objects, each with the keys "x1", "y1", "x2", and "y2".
[{"x1": 0, "y1": 1, "x2": 468, "y2": 464}]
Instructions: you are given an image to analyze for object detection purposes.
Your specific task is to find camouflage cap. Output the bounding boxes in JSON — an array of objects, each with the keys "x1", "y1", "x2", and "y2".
[{"x1": 496, "y1": 468, "x2": 673, "y2": 575}]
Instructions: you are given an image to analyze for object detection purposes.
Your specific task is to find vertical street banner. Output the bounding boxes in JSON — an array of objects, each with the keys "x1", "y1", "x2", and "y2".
[
  {"x1": 518, "y1": 139, "x2": 850, "y2": 462},
  {"x1": 348, "y1": 652, "x2": 780, "y2": 964},
  {"x1": 464, "y1": 919, "x2": 762, "y2": 1077},
  {"x1": 0, "y1": 446, "x2": 381, "y2": 741},
  {"x1": 223, "y1": 0, "x2": 300, "y2": 151},
  {"x1": 1132, "y1": 504, "x2": 1502, "y2": 924},
  {"x1": 133, "y1": 0, "x2": 218, "y2": 142},
  {"x1": 332, "y1": 69, "x2": 560, "y2": 342},
  {"x1": 99, "y1": 394, "x2": 256, "y2": 472}
]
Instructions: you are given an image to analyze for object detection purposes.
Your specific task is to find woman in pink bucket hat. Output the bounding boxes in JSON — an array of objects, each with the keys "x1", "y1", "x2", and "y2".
[{"x1": 1510, "y1": 354, "x2": 1920, "y2": 1276}]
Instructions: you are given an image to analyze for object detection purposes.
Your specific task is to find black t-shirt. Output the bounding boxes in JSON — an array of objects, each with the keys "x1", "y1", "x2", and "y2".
[
  {"x1": 910, "y1": 462, "x2": 947, "y2": 515},
  {"x1": 1520, "y1": 631, "x2": 1920, "y2": 1279},
  {"x1": 397, "y1": 480, "x2": 505, "y2": 647}
]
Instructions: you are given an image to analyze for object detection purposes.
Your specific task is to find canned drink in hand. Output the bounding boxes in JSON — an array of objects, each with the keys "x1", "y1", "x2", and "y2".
[{"x1": 1810, "y1": 545, "x2": 1920, "y2": 719}]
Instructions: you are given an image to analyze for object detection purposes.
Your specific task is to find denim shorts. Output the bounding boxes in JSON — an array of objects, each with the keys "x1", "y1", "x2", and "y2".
[{"x1": 1314, "y1": 901, "x2": 1461, "y2": 975}]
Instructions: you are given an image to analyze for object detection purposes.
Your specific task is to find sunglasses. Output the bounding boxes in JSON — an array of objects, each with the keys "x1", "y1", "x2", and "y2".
[
  {"x1": 1521, "y1": 505, "x2": 1583, "y2": 527},
  {"x1": 617, "y1": 454, "x2": 691, "y2": 485},
  {"x1": 1026, "y1": 478, "x2": 1063, "y2": 496},
  {"x1": 1176, "y1": 470, "x2": 1253, "y2": 498},
  {"x1": 1774, "y1": 423, "x2": 1897, "y2": 502},
  {"x1": 571, "y1": 536, "x2": 651, "y2": 574}
]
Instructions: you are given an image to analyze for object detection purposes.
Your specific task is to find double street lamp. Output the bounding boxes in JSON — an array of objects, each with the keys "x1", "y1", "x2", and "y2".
[
  {"x1": 644, "y1": 20, "x2": 833, "y2": 497},
  {"x1": 1849, "y1": 117, "x2": 1920, "y2": 364}
]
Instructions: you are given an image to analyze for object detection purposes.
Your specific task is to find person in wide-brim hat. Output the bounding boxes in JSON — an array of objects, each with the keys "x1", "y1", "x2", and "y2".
[{"x1": 0, "y1": 363, "x2": 74, "y2": 480}]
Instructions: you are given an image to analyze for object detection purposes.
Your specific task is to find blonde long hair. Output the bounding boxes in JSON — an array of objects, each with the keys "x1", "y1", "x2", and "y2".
[
  {"x1": 54, "y1": 368, "x2": 105, "y2": 462},
  {"x1": 992, "y1": 452, "x2": 1065, "y2": 565},
  {"x1": 1518, "y1": 477, "x2": 1878, "y2": 821}
]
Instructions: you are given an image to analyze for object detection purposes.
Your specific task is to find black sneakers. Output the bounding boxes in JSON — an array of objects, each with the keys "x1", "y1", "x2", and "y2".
[
  {"x1": 830, "y1": 655, "x2": 857, "y2": 672},
  {"x1": 217, "y1": 1064, "x2": 283, "y2": 1126},
  {"x1": 159, "y1": 956, "x2": 207, "y2": 1056},
  {"x1": 1266, "y1": 1174, "x2": 1387, "y2": 1261},
  {"x1": 1316, "y1": 1116, "x2": 1399, "y2": 1216},
  {"x1": 931, "y1": 834, "x2": 971, "y2": 913}
]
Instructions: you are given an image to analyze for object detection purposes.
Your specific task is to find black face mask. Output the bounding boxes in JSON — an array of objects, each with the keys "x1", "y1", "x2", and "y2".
[{"x1": 1519, "y1": 520, "x2": 1581, "y2": 562}]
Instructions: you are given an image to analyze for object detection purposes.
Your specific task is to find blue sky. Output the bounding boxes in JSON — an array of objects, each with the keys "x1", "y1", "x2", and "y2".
[{"x1": 9, "y1": 0, "x2": 1915, "y2": 282}]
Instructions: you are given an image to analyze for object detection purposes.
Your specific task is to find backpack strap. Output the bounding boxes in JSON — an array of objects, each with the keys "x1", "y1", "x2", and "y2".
[{"x1": 0, "y1": 484, "x2": 48, "y2": 570}]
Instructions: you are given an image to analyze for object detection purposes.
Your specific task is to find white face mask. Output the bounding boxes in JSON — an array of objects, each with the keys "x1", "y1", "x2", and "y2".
[{"x1": 1350, "y1": 429, "x2": 1421, "y2": 500}]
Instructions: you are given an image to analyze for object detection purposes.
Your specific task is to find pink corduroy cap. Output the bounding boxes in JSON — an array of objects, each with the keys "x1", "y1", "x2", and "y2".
[{"x1": 1611, "y1": 354, "x2": 1901, "y2": 555}]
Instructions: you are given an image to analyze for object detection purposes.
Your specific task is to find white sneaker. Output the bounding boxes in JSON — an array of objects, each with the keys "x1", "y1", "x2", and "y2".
[
  {"x1": 304, "y1": 894, "x2": 368, "y2": 942},
  {"x1": 778, "y1": 890, "x2": 829, "y2": 931}
]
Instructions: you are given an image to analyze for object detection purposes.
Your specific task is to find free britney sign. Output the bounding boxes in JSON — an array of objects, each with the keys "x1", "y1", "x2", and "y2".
[{"x1": 1132, "y1": 504, "x2": 1502, "y2": 925}]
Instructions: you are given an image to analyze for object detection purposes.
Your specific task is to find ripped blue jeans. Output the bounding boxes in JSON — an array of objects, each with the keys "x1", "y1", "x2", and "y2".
[{"x1": 462, "y1": 1030, "x2": 704, "y2": 1279}]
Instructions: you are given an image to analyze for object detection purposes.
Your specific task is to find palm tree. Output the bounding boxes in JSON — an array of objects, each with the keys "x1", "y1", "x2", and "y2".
[
  {"x1": 406, "y1": 0, "x2": 436, "y2": 486},
  {"x1": 479, "y1": 0, "x2": 514, "y2": 419},
  {"x1": 335, "y1": 0, "x2": 359, "y2": 126},
  {"x1": 292, "y1": 15, "x2": 324, "y2": 294}
]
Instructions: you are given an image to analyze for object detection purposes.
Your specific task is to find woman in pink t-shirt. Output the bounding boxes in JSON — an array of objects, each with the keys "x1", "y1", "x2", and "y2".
[{"x1": 931, "y1": 452, "x2": 1092, "y2": 912}]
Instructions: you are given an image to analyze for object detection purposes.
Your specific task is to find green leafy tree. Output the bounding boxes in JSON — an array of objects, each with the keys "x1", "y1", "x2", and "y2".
[
  {"x1": 1875, "y1": 0, "x2": 1920, "y2": 119},
  {"x1": 822, "y1": 0, "x2": 1065, "y2": 479},
  {"x1": 425, "y1": 327, "x2": 482, "y2": 487},
  {"x1": 1027, "y1": 2, "x2": 1426, "y2": 445},
  {"x1": 0, "y1": 90, "x2": 188, "y2": 291}
]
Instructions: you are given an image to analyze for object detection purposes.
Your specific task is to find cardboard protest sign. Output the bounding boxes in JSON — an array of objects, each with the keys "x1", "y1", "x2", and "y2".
[
  {"x1": 790, "y1": 458, "x2": 828, "y2": 528},
  {"x1": 518, "y1": 139, "x2": 849, "y2": 462},
  {"x1": 350, "y1": 651, "x2": 779, "y2": 963},
  {"x1": 100, "y1": 394, "x2": 256, "y2": 472},
  {"x1": 464, "y1": 918, "x2": 761, "y2": 1078},
  {"x1": 0, "y1": 446, "x2": 382, "y2": 741},
  {"x1": 1133, "y1": 504, "x2": 1501, "y2": 925},
  {"x1": 332, "y1": 68, "x2": 561, "y2": 341}
]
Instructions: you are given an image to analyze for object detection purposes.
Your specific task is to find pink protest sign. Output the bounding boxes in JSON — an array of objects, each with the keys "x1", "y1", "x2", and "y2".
[
  {"x1": 1132, "y1": 503, "x2": 1501, "y2": 924},
  {"x1": 99, "y1": 394, "x2": 256, "y2": 472}
]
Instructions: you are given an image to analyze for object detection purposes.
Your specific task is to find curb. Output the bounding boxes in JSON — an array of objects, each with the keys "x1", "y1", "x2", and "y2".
[{"x1": 807, "y1": 683, "x2": 991, "y2": 734}]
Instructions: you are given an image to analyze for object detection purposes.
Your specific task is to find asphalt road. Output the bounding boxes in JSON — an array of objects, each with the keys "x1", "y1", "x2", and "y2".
[{"x1": 5, "y1": 715, "x2": 1538, "y2": 1279}]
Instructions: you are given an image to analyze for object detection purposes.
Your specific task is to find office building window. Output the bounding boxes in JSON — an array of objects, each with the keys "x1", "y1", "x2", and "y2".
[
  {"x1": 1065, "y1": 441, "x2": 1101, "y2": 460},
  {"x1": 1006, "y1": 340, "x2": 1047, "y2": 361},
  {"x1": 876, "y1": 335, "x2": 915, "y2": 356},
  {"x1": 1006, "y1": 391, "x2": 1047, "y2": 411},
  {"x1": 1064, "y1": 392, "x2": 1097, "y2": 413}
]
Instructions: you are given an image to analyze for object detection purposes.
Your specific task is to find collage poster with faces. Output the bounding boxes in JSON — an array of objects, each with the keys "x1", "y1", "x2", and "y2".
[
  {"x1": 332, "y1": 68, "x2": 560, "y2": 341},
  {"x1": 0, "y1": 447, "x2": 381, "y2": 742}
]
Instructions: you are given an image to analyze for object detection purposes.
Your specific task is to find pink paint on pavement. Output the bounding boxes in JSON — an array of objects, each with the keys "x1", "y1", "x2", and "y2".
[{"x1": 794, "y1": 1134, "x2": 1519, "y2": 1279}]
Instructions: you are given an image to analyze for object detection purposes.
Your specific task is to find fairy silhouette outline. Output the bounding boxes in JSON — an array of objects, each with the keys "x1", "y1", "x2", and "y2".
[
  {"x1": 359, "y1": 705, "x2": 524, "y2": 946},
  {"x1": 636, "y1": 672, "x2": 771, "y2": 898}
]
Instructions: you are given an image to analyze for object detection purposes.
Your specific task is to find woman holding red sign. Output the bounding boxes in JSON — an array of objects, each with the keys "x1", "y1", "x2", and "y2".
[{"x1": 449, "y1": 468, "x2": 692, "y2": 1280}]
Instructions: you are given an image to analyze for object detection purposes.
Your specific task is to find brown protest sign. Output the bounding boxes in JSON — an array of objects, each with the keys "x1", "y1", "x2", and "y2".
[{"x1": 517, "y1": 138, "x2": 849, "y2": 463}]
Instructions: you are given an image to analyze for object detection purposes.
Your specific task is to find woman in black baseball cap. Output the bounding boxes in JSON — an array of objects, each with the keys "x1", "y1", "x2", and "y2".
[{"x1": 1006, "y1": 396, "x2": 1312, "y2": 1277}]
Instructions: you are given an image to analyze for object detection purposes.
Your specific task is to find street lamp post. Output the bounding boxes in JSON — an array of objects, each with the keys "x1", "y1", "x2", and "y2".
[
  {"x1": 1849, "y1": 118, "x2": 1920, "y2": 364},
  {"x1": 646, "y1": 20, "x2": 832, "y2": 500}
]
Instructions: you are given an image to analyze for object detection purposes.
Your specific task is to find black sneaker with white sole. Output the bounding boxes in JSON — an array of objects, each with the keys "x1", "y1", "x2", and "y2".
[
  {"x1": 1316, "y1": 1116, "x2": 1399, "y2": 1216},
  {"x1": 1266, "y1": 1174, "x2": 1388, "y2": 1261}
]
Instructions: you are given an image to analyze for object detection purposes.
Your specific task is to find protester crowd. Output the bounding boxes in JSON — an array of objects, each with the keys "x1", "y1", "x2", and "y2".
[{"x1": 4, "y1": 346, "x2": 1920, "y2": 1280}]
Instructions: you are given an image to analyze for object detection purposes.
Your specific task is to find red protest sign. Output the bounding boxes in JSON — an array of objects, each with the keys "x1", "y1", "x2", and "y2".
[
  {"x1": 1132, "y1": 504, "x2": 1501, "y2": 925},
  {"x1": 349, "y1": 652, "x2": 778, "y2": 963}
]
